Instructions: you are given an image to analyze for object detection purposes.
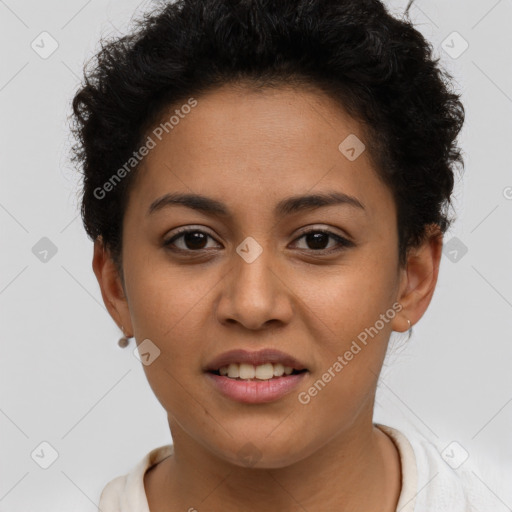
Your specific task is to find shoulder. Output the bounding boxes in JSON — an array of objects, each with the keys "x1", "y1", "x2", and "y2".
[
  {"x1": 376, "y1": 422, "x2": 510, "y2": 512},
  {"x1": 97, "y1": 444, "x2": 174, "y2": 512}
]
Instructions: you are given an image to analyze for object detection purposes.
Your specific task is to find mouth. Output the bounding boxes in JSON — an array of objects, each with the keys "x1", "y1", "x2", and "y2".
[
  {"x1": 205, "y1": 348, "x2": 308, "y2": 378},
  {"x1": 205, "y1": 349, "x2": 308, "y2": 403}
]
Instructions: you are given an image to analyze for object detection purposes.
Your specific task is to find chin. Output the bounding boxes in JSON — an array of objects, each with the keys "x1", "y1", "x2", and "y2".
[
  {"x1": 210, "y1": 430, "x2": 313, "y2": 470},
  {"x1": 225, "y1": 448, "x2": 303, "y2": 470}
]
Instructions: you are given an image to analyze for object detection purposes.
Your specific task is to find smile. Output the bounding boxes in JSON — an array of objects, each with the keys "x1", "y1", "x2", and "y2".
[
  {"x1": 205, "y1": 348, "x2": 309, "y2": 403},
  {"x1": 213, "y1": 362, "x2": 305, "y2": 381}
]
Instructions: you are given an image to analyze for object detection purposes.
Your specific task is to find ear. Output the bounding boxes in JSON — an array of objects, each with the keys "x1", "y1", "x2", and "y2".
[
  {"x1": 392, "y1": 224, "x2": 443, "y2": 333},
  {"x1": 92, "y1": 237, "x2": 133, "y2": 336}
]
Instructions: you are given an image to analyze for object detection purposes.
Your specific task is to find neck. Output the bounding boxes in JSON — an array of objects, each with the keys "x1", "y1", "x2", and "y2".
[{"x1": 144, "y1": 416, "x2": 402, "y2": 512}]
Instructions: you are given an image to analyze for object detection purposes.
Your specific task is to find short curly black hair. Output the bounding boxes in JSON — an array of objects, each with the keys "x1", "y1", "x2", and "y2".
[{"x1": 70, "y1": 0, "x2": 465, "y2": 273}]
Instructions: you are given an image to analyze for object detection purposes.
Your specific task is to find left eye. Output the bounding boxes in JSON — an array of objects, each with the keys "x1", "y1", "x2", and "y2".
[{"x1": 292, "y1": 230, "x2": 353, "y2": 252}]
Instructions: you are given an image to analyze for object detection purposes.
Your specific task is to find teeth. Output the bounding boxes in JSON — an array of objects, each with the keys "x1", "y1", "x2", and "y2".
[
  {"x1": 227, "y1": 363, "x2": 239, "y2": 378},
  {"x1": 255, "y1": 363, "x2": 274, "y2": 380},
  {"x1": 273, "y1": 363, "x2": 284, "y2": 377},
  {"x1": 239, "y1": 363, "x2": 255, "y2": 379},
  {"x1": 217, "y1": 363, "x2": 297, "y2": 380}
]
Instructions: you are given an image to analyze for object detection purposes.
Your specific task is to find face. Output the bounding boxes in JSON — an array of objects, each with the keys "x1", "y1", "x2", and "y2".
[{"x1": 100, "y1": 83, "x2": 423, "y2": 468}]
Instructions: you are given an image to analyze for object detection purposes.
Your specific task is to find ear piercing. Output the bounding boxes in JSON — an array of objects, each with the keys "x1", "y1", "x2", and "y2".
[{"x1": 118, "y1": 326, "x2": 132, "y2": 348}]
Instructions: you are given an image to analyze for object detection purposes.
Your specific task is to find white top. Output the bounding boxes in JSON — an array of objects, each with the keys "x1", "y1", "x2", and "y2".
[{"x1": 98, "y1": 422, "x2": 507, "y2": 511}]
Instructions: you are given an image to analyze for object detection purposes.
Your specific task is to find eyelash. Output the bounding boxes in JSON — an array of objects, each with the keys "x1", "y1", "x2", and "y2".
[{"x1": 163, "y1": 227, "x2": 354, "y2": 255}]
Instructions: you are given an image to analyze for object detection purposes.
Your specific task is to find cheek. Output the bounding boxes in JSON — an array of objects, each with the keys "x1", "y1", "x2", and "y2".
[
  {"x1": 295, "y1": 255, "x2": 397, "y2": 337},
  {"x1": 294, "y1": 255, "x2": 398, "y2": 399},
  {"x1": 294, "y1": 275, "x2": 396, "y2": 436},
  {"x1": 124, "y1": 251, "x2": 211, "y2": 342},
  {"x1": 126, "y1": 273, "x2": 207, "y2": 416}
]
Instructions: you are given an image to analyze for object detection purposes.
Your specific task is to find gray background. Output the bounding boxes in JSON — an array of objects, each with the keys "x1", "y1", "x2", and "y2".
[{"x1": 1, "y1": 0, "x2": 511, "y2": 510}]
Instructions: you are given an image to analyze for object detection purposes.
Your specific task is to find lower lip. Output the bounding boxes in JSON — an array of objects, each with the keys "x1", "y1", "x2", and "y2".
[{"x1": 206, "y1": 372, "x2": 307, "y2": 404}]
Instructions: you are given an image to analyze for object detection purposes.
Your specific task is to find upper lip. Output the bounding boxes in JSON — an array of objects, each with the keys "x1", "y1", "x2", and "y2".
[{"x1": 205, "y1": 349, "x2": 307, "y2": 372}]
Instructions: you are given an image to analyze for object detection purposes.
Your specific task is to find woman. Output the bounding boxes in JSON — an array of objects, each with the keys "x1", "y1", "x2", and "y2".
[{"x1": 70, "y1": 0, "x2": 500, "y2": 510}]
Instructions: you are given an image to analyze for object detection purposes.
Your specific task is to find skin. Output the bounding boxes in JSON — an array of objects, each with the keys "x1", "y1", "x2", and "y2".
[{"x1": 93, "y1": 82, "x2": 443, "y2": 511}]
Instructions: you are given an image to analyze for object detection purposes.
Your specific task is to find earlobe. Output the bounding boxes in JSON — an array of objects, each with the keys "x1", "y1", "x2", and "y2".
[
  {"x1": 393, "y1": 224, "x2": 443, "y2": 333},
  {"x1": 92, "y1": 237, "x2": 133, "y2": 336}
]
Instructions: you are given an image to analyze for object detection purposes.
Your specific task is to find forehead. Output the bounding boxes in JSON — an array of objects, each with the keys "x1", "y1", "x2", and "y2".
[{"x1": 126, "y1": 83, "x2": 395, "y2": 224}]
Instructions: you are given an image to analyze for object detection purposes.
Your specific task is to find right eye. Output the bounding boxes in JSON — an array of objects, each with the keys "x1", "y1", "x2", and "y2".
[{"x1": 163, "y1": 228, "x2": 222, "y2": 252}]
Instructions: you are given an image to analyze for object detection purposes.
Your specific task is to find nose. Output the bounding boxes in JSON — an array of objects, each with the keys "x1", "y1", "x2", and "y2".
[{"x1": 215, "y1": 245, "x2": 294, "y2": 331}]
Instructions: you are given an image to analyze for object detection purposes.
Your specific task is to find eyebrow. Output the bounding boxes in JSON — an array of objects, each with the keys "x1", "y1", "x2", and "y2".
[{"x1": 147, "y1": 191, "x2": 365, "y2": 218}]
